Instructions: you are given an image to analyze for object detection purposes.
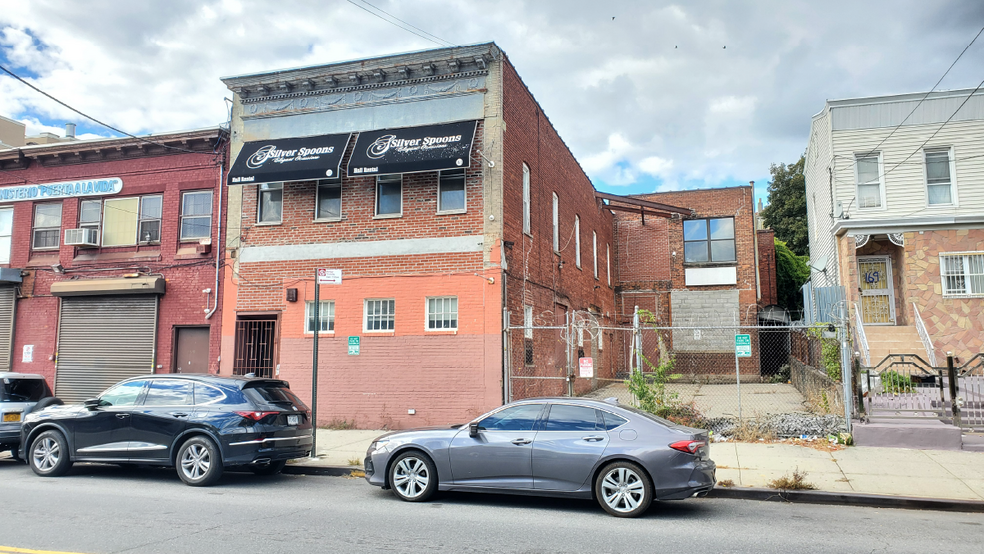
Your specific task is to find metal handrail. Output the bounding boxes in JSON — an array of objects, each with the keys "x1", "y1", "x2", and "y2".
[
  {"x1": 853, "y1": 302, "x2": 871, "y2": 366},
  {"x1": 912, "y1": 302, "x2": 937, "y2": 367}
]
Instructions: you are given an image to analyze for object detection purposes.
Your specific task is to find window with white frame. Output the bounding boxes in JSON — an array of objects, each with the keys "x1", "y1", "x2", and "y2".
[
  {"x1": 593, "y1": 231, "x2": 598, "y2": 279},
  {"x1": 79, "y1": 199, "x2": 101, "y2": 235},
  {"x1": 524, "y1": 305, "x2": 533, "y2": 339},
  {"x1": 102, "y1": 195, "x2": 162, "y2": 246},
  {"x1": 258, "y1": 182, "x2": 283, "y2": 224},
  {"x1": 305, "y1": 300, "x2": 335, "y2": 333},
  {"x1": 365, "y1": 299, "x2": 395, "y2": 331},
  {"x1": 376, "y1": 174, "x2": 402, "y2": 216},
  {"x1": 32, "y1": 203, "x2": 61, "y2": 250},
  {"x1": 438, "y1": 169, "x2": 465, "y2": 213},
  {"x1": 856, "y1": 154, "x2": 883, "y2": 209},
  {"x1": 940, "y1": 253, "x2": 984, "y2": 297},
  {"x1": 574, "y1": 216, "x2": 581, "y2": 268},
  {"x1": 316, "y1": 179, "x2": 342, "y2": 220},
  {"x1": 552, "y1": 193, "x2": 559, "y2": 252},
  {"x1": 427, "y1": 296, "x2": 458, "y2": 330},
  {"x1": 607, "y1": 243, "x2": 611, "y2": 286},
  {"x1": 180, "y1": 191, "x2": 212, "y2": 241},
  {"x1": 0, "y1": 207, "x2": 12, "y2": 264},
  {"x1": 925, "y1": 148, "x2": 954, "y2": 206},
  {"x1": 522, "y1": 163, "x2": 531, "y2": 235}
]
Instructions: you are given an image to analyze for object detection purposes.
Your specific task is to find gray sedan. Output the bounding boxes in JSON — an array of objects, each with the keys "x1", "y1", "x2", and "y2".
[{"x1": 364, "y1": 397, "x2": 716, "y2": 517}]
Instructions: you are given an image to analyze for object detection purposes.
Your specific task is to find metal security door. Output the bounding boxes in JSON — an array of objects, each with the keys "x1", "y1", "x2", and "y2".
[
  {"x1": 858, "y1": 256, "x2": 895, "y2": 325},
  {"x1": 0, "y1": 286, "x2": 16, "y2": 370},
  {"x1": 174, "y1": 327, "x2": 210, "y2": 373}
]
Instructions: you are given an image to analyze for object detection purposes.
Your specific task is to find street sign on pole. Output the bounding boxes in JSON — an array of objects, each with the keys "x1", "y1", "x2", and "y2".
[
  {"x1": 348, "y1": 336, "x2": 360, "y2": 355},
  {"x1": 735, "y1": 334, "x2": 752, "y2": 357},
  {"x1": 578, "y1": 357, "x2": 594, "y2": 378},
  {"x1": 317, "y1": 268, "x2": 342, "y2": 284},
  {"x1": 310, "y1": 269, "x2": 321, "y2": 459}
]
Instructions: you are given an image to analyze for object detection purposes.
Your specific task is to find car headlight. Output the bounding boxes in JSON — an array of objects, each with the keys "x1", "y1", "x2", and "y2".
[{"x1": 369, "y1": 440, "x2": 391, "y2": 455}]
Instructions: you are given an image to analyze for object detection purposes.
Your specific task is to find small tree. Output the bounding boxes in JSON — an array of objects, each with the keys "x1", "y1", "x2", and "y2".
[
  {"x1": 775, "y1": 238, "x2": 810, "y2": 313},
  {"x1": 761, "y1": 156, "x2": 808, "y2": 257}
]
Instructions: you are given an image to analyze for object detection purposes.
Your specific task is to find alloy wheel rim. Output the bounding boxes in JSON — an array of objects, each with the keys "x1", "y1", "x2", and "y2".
[
  {"x1": 601, "y1": 467, "x2": 645, "y2": 513},
  {"x1": 181, "y1": 444, "x2": 211, "y2": 480},
  {"x1": 393, "y1": 457, "x2": 429, "y2": 499},
  {"x1": 32, "y1": 437, "x2": 60, "y2": 472}
]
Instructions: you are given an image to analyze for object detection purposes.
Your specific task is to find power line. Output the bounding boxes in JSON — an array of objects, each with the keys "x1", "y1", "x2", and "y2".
[{"x1": 344, "y1": 0, "x2": 455, "y2": 48}]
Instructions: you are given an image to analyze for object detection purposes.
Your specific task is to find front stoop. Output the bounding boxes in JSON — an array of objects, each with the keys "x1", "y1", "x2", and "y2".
[
  {"x1": 962, "y1": 434, "x2": 984, "y2": 452},
  {"x1": 853, "y1": 419, "x2": 962, "y2": 450},
  {"x1": 863, "y1": 325, "x2": 925, "y2": 364}
]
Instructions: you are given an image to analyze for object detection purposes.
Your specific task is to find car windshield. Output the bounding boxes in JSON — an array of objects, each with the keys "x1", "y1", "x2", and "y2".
[{"x1": 1, "y1": 378, "x2": 50, "y2": 402}]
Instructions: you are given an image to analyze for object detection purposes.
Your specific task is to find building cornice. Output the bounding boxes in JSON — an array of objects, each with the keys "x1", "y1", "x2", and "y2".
[{"x1": 833, "y1": 214, "x2": 984, "y2": 236}]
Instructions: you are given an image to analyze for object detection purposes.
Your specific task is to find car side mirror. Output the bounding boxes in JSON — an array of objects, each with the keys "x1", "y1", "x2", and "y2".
[
  {"x1": 83, "y1": 398, "x2": 101, "y2": 410},
  {"x1": 469, "y1": 422, "x2": 480, "y2": 437}
]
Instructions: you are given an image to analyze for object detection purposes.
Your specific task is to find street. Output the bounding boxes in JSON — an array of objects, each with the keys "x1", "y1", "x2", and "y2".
[{"x1": 1, "y1": 458, "x2": 982, "y2": 554}]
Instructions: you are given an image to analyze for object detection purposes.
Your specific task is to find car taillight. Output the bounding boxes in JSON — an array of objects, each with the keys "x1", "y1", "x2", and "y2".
[
  {"x1": 236, "y1": 411, "x2": 279, "y2": 423},
  {"x1": 669, "y1": 440, "x2": 705, "y2": 454}
]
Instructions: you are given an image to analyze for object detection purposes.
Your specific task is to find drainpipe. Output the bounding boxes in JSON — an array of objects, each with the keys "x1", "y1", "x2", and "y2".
[{"x1": 206, "y1": 152, "x2": 224, "y2": 320}]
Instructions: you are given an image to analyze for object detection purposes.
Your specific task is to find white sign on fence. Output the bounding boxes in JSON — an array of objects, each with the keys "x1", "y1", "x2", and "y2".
[
  {"x1": 578, "y1": 357, "x2": 594, "y2": 378},
  {"x1": 317, "y1": 268, "x2": 342, "y2": 284}
]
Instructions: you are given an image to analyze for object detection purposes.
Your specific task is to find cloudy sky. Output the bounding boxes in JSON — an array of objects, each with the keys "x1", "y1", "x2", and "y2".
[{"x1": 1, "y1": 1, "x2": 983, "y2": 199}]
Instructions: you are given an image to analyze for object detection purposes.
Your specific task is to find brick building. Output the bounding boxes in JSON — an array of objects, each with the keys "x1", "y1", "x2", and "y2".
[
  {"x1": 219, "y1": 43, "x2": 616, "y2": 428},
  {"x1": 0, "y1": 127, "x2": 228, "y2": 401}
]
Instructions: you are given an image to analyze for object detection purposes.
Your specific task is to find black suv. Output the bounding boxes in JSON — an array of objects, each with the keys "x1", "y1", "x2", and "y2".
[{"x1": 20, "y1": 374, "x2": 313, "y2": 486}]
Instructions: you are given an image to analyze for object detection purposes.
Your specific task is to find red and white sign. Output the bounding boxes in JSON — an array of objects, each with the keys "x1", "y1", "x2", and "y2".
[
  {"x1": 578, "y1": 357, "x2": 594, "y2": 378},
  {"x1": 317, "y1": 268, "x2": 342, "y2": 285}
]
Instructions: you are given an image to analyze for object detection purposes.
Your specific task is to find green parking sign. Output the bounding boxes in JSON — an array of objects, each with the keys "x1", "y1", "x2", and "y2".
[
  {"x1": 348, "y1": 336, "x2": 360, "y2": 356},
  {"x1": 735, "y1": 334, "x2": 751, "y2": 357}
]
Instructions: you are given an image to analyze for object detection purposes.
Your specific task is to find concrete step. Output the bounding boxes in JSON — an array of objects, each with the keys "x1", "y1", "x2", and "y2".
[
  {"x1": 963, "y1": 434, "x2": 984, "y2": 452},
  {"x1": 853, "y1": 419, "x2": 962, "y2": 450},
  {"x1": 864, "y1": 326, "x2": 927, "y2": 362}
]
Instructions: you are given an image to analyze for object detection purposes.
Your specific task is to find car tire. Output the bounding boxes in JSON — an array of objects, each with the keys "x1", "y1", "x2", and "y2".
[
  {"x1": 29, "y1": 430, "x2": 73, "y2": 477},
  {"x1": 33, "y1": 397, "x2": 64, "y2": 412},
  {"x1": 250, "y1": 460, "x2": 287, "y2": 476},
  {"x1": 388, "y1": 450, "x2": 438, "y2": 502},
  {"x1": 176, "y1": 436, "x2": 223, "y2": 487},
  {"x1": 595, "y1": 461, "x2": 653, "y2": 518}
]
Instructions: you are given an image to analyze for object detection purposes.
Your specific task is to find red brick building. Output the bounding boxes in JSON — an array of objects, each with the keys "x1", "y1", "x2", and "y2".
[
  {"x1": 0, "y1": 127, "x2": 228, "y2": 401},
  {"x1": 219, "y1": 43, "x2": 615, "y2": 428}
]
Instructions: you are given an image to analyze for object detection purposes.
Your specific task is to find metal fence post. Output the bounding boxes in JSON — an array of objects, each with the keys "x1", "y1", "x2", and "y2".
[
  {"x1": 503, "y1": 310, "x2": 511, "y2": 404},
  {"x1": 947, "y1": 353, "x2": 961, "y2": 429},
  {"x1": 840, "y1": 322, "x2": 853, "y2": 433},
  {"x1": 633, "y1": 306, "x2": 642, "y2": 375},
  {"x1": 566, "y1": 311, "x2": 573, "y2": 397}
]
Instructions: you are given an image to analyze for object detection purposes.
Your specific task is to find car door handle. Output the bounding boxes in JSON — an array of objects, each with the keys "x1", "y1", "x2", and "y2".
[
  {"x1": 582, "y1": 436, "x2": 606, "y2": 442},
  {"x1": 511, "y1": 438, "x2": 532, "y2": 445},
  {"x1": 116, "y1": 413, "x2": 130, "y2": 419},
  {"x1": 169, "y1": 412, "x2": 190, "y2": 418}
]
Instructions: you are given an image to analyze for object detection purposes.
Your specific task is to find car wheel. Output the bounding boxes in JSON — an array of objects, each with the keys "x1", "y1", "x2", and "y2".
[
  {"x1": 595, "y1": 461, "x2": 653, "y2": 518},
  {"x1": 250, "y1": 460, "x2": 287, "y2": 476},
  {"x1": 29, "y1": 430, "x2": 73, "y2": 477},
  {"x1": 176, "y1": 436, "x2": 223, "y2": 487},
  {"x1": 388, "y1": 450, "x2": 437, "y2": 502},
  {"x1": 33, "y1": 397, "x2": 64, "y2": 412}
]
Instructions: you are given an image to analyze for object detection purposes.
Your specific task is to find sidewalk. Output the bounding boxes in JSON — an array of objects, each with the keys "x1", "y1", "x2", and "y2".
[{"x1": 296, "y1": 429, "x2": 984, "y2": 503}]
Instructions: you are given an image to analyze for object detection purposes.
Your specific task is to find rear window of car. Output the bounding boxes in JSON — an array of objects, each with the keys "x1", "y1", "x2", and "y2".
[
  {"x1": 244, "y1": 383, "x2": 306, "y2": 409},
  {"x1": 617, "y1": 405, "x2": 676, "y2": 428},
  {"x1": 1, "y1": 378, "x2": 50, "y2": 402}
]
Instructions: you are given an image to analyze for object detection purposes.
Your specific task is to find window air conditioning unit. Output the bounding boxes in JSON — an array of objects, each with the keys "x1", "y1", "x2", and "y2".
[
  {"x1": 196, "y1": 237, "x2": 212, "y2": 254},
  {"x1": 64, "y1": 228, "x2": 99, "y2": 247}
]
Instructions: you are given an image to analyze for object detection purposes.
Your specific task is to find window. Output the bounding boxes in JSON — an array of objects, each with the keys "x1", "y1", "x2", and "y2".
[
  {"x1": 316, "y1": 179, "x2": 342, "y2": 220},
  {"x1": 574, "y1": 216, "x2": 581, "y2": 268},
  {"x1": 524, "y1": 305, "x2": 533, "y2": 339},
  {"x1": 365, "y1": 299, "x2": 395, "y2": 331},
  {"x1": 103, "y1": 195, "x2": 162, "y2": 246},
  {"x1": 376, "y1": 174, "x2": 402, "y2": 216},
  {"x1": 856, "y1": 154, "x2": 883, "y2": 209},
  {"x1": 607, "y1": 243, "x2": 611, "y2": 286},
  {"x1": 683, "y1": 218, "x2": 736, "y2": 263},
  {"x1": 98, "y1": 380, "x2": 147, "y2": 407},
  {"x1": 144, "y1": 380, "x2": 194, "y2": 406},
  {"x1": 305, "y1": 300, "x2": 335, "y2": 333},
  {"x1": 258, "y1": 182, "x2": 283, "y2": 224},
  {"x1": 925, "y1": 149, "x2": 954, "y2": 206},
  {"x1": 477, "y1": 403, "x2": 543, "y2": 431},
  {"x1": 593, "y1": 231, "x2": 598, "y2": 279},
  {"x1": 32, "y1": 203, "x2": 61, "y2": 250},
  {"x1": 940, "y1": 253, "x2": 984, "y2": 297},
  {"x1": 552, "y1": 192, "x2": 559, "y2": 252},
  {"x1": 0, "y1": 207, "x2": 12, "y2": 264},
  {"x1": 79, "y1": 200, "x2": 101, "y2": 233},
  {"x1": 180, "y1": 191, "x2": 212, "y2": 241},
  {"x1": 438, "y1": 169, "x2": 465, "y2": 213},
  {"x1": 194, "y1": 383, "x2": 232, "y2": 405},
  {"x1": 427, "y1": 296, "x2": 458, "y2": 330},
  {"x1": 543, "y1": 404, "x2": 602, "y2": 431},
  {"x1": 601, "y1": 411, "x2": 628, "y2": 430},
  {"x1": 522, "y1": 163, "x2": 531, "y2": 235}
]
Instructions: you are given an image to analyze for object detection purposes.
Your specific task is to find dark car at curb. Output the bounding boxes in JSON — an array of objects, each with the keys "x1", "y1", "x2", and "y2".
[
  {"x1": 19, "y1": 374, "x2": 313, "y2": 486},
  {"x1": 1, "y1": 372, "x2": 62, "y2": 460},
  {"x1": 364, "y1": 397, "x2": 715, "y2": 517}
]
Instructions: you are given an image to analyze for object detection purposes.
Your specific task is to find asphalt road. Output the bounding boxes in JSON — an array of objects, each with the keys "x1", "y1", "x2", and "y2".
[{"x1": 1, "y1": 457, "x2": 983, "y2": 554}]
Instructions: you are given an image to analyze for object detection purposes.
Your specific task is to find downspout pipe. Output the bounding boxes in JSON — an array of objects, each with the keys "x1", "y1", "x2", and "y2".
[{"x1": 206, "y1": 146, "x2": 224, "y2": 320}]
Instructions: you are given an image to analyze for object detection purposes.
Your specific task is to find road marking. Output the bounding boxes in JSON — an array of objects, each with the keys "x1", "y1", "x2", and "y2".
[{"x1": 0, "y1": 547, "x2": 92, "y2": 554}]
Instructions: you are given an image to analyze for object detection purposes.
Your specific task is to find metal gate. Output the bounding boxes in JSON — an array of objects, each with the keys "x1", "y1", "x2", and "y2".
[
  {"x1": 0, "y1": 286, "x2": 16, "y2": 370},
  {"x1": 55, "y1": 295, "x2": 159, "y2": 402},
  {"x1": 232, "y1": 317, "x2": 277, "y2": 378}
]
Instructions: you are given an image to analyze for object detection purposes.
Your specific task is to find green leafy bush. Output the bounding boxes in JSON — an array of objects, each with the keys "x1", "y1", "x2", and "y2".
[{"x1": 882, "y1": 371, "x2": 913, "y2": 394}]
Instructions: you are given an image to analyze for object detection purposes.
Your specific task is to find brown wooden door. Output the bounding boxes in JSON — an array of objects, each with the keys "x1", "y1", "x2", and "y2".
[{"x1": 174, "y1": 327, "x2": 210, "y2": 373}]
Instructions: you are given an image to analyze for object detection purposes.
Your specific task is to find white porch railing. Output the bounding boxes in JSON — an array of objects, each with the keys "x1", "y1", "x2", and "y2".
[
  {"x1": 912, "y1": 302, "x2": 937, "y2": 367},
  {"x1": 853, "y1": 302, "x2": 871, "y2": 366}
]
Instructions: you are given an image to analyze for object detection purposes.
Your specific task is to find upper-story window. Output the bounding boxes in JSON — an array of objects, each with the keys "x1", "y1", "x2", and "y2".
[
  {"x1": 0, "y1": 207, "x2": 12, "y2": 264},
  {"x1": 438, "y1": 169, "x2": 466, "y2": 213},
  {"x1": 855, "y1": 154, "x2": 884, "y2": 209},
  {"x1": 925, "y1": 148, "x2": 955, "y2": 206},
  {"x1": 683, "y1": 218, "x2": 736, "y2": 263},
  {"x1": 32, "y1": 203, "x2": 62, "y2": 250},
  {"x1": 316, "y1": 179, "x2": 342, "y2": 220},
  {"x1": 552, "y1": 193, "x2": 559, "y2": 252},
  {"x1": 258, "y1": 182, "x2": 283, "y2": 224},
  {"x1": 103, "y1": 195, "x2": 162, "y2": 246},
  {"x1": 180, "y1": 191, "x2": 212, "y2": 241},
  {"x1": 522, "y1": 164, "x2": 531, "y2": 235},
  {"x1": 305, "y1": 300, "x2": 335, "y2": 333},
  {"x1": 427, "y1": 296, "x2": 458, "y2": 330},
  {"x1": 376, "y1": 174, "x2": 402, "y2": 217},
  {"x1": 79, "y1": 200, "x2": 101, "y2": 237},
  {"x1": 574, "y1": 216, "x2": 581, "y2": 268},
  {"x1": 365, "y1": 299, "x2": 396, "y2": 331}
]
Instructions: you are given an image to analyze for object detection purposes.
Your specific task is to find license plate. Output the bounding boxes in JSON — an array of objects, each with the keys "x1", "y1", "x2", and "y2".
[
  {"x1": 287, "y1": 415, "x2": 299, "y2": 425},
  {"x1": 2, "y1": 413, "x2": 21, "y2": 422}
]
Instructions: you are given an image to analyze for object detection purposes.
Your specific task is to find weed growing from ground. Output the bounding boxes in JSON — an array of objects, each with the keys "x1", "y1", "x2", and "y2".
[{"x1": 767, "y1": 468, "x2": 817, "y2": 490}]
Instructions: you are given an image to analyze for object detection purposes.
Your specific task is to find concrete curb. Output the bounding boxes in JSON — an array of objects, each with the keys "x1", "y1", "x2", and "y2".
[
  {"x1": 283, "y1": 464, "x2": 362, "y2": 477},
  {"x1": 707, "y1": 486, "x2": 984, "y2": 513}
]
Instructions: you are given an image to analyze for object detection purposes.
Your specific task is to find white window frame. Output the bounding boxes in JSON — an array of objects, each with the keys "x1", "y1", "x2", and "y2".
[
  {"x1": 855, "y1": 152, "x2": 886, "y2": 211},
  {"x1": 364, "y1": 298, "x2": 396, "y2": 332},
  {"x1": 180, "y1": 191, "x2": 212, "y2": 242},
  {"x1": 101, "y1": 195, "x2": 163, "y2": 247},
  {"x1": 940, "y1": 252, "x2": 984, "y2": 298},
  {"x1": 924, "y1": 147, "x2": 957, "y2": 207},
  {"x1": 375, "y1": 174, "x2": 402, "y2": 218},
  {"x1": 437, "y1": 169, "x2": 466, "y2": 214},
  {"x1": 592, "y1": 231, "x2": 598, "y2": 279},
  {"x1": 524, "y1": 305, "x2": 533, "y2": 339},
  {"x1": 522, "y1": 163, "x2": 531, "y2": 235},
  {"x1": 304, "y1": 300, "x2": 335, "y2": 334},
  {"x1": 258, "y1": 182, "x2": 283, "y2": 224},
  {"x1": 138, "y1": 195, "x2": 163, "y2": 244},
  {"x1": 574, "y1": 216, "x2": 581, "y2": 269},
  {"x1": 607, "y1": 243, "x2": 611, "y2": 286},
  {"x1": 552, "y1": 192, "x2": 559, "y2": 253},
  {"x1": 315, "y1": 179, "x2": 342, "y2": 221},
  {"x1": 0, "y1": 206, "x2": 12, "y2": 264},
  {"x1": 32, "y1": 203, "x2": 62, "y2": 251},
  {"x1": 426, "y1": 296, "x2": 458, "y2": 331}
]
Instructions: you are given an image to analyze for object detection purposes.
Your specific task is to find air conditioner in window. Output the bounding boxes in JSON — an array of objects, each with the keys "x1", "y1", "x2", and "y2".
[{"x1": 64, "y1": 228, "x2": 99, "y2": 247}]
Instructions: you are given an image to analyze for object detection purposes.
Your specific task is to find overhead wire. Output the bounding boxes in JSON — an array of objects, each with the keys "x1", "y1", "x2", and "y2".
[{"x1": 344, "y1": 0, "x2": 455, "y2": 48}]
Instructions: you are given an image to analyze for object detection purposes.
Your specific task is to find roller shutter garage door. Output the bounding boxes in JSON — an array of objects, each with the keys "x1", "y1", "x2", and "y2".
[
  {"x1": 0, "y1": 286, "x2": 15, "y2": 371},
  {"x1": 55, "y1": 295, "x2": 158, "y2": 402}
]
